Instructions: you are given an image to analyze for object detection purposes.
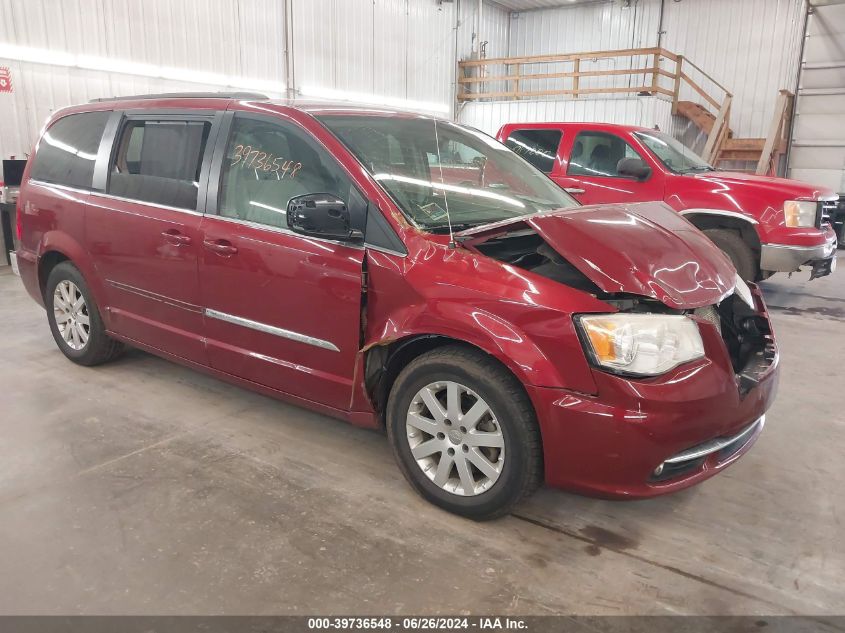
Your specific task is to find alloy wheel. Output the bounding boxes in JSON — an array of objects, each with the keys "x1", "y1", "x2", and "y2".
[
  {"x1": 53, "y1": 280, "x2": 90, "y2": 351},
  {"x1": 405, "y1": 380, "x2": 505, "y2": 496}
]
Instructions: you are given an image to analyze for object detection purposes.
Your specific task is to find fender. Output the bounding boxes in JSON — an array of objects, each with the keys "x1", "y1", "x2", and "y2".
[
  {"x1": 363, "y1": 299, "x2": 599, "y2": 396},
  {"x1": 37, "y1": 231, "x2": 111, "y2": 328},
  {"x1": 679, "y1": 208, "x2": 760, "y2": 225}
]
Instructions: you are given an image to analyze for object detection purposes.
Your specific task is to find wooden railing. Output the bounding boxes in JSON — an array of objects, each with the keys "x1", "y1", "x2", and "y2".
[
  {"x1": 458, "y1": 47, "x2": 732, "y2": 162},
  {"x1": 756, "y1": 89, "x2": 794, "y2": 176}
]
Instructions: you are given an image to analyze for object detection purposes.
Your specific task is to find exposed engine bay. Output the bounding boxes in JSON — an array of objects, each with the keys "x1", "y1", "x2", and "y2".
[{"x1": 469, "y1": 227, "x2": 775, "y2": 393}]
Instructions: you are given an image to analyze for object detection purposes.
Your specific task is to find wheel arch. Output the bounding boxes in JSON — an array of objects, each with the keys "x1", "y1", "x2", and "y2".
[
  {"x1": 363, "y1": 334, "x2": 538, "y2": 430},
  {"x1": 680, "y1": 209, "x2": 763, "y2": 254},
  {"x1": 37, "y1": 232, "x2": 108, "y2": 318}
]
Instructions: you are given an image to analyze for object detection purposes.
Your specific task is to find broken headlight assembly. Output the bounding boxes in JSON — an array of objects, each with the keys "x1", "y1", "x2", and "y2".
[{"x1": 575, "y1": 314, "x2": 705, "y2": 377}]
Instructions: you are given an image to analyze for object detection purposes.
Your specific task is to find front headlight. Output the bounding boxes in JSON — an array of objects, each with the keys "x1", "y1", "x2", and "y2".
[
  {"x1": 783, "y1": 200, "x2": 817, "y2": 228},
  {"x1": 576, "y1": 314, "x2": 705, "y2": 377}
]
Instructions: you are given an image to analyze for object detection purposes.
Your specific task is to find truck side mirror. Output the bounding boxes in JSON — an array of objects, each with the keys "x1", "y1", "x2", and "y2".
[{"x1": 617, "y1": 157, "x2": 651, "y2": 181}]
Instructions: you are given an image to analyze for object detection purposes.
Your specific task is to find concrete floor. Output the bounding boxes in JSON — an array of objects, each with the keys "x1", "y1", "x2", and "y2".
[{"x1": 1, "y1": 259, "x2": 843, "y2": 616}]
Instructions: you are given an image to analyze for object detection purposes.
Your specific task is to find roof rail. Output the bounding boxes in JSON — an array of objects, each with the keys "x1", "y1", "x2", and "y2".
[{"x1": 89, "y1": 91, "x2": 270, "y2": 103}]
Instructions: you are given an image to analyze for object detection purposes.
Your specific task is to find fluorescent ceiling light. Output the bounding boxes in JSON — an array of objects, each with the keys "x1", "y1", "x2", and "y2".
[
  {"x1": 0, "y1": 43, "x2": 286, "y2": 95},
  {"x1": 299, "y1": 85, "x2": 450, "y2": 114}
]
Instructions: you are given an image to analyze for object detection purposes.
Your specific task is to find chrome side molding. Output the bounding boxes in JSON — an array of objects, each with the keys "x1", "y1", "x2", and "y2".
[{"x1": 204, "y1": 308, "x2": 340, "y2": 352}]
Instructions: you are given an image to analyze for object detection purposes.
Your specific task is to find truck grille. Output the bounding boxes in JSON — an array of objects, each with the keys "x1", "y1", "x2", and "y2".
[{"x1": 817, "y1": 198, "x2": 837, "y2": 228}]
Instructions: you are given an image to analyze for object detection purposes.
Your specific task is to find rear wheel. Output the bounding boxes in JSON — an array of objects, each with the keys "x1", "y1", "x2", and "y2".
[
  {"x1": 386, "y1": 346, "x2": 542, "y2": 520},
  {"x1": 704, "y1": 228, "x2": 758, "y2": 281},
  {"x1": 46, "y1": 262, "x2": 124, "y2": 366}
]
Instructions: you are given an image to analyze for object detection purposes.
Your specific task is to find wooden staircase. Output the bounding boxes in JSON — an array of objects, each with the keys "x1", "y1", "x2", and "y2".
[
  {"x1": 675, "y1": 90, "x2": 793, "y2": 175},
  {"x1": 676, "y1": 100, "x2": 718, "y2": 135}
]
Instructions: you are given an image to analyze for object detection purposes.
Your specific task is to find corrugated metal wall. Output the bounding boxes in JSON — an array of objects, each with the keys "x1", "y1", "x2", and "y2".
[
  {"x1": 459, "y1": 94, "x2": 674, "y2": 136},
  {"x1": 660, "y1": 0, "x2": 807, "y2": 140},
  {"x1": 0, "y1": 0, "x2": 464, "y2": 163},
  {"x1": 292, "y1": 0, "x2": 457, "y2": 110},
  {"x1": 462, "y1": 0, "x2": 808, "y2": 141},
  {"x1": 0, "y1": 0, "x2": 812, "y2": 165},
  {"x1": 0, "y1": 0, "x2": 286, "y2": 162},
  {"x1": 457, "y1": 0, "x2": 511, "y2": 60}
]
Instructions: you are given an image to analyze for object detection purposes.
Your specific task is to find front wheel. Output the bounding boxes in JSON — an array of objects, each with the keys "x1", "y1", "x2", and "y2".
[
  {"x1": 704, "y1": 228, "x2": 758, "y2": 282},
  {"x1": 386, "y1": 346, "x2": 543, "y2": 520}
]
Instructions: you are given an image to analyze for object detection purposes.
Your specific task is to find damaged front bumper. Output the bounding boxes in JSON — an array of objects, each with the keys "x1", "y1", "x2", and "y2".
[
  {"x1": 760, "y1": 232, "x2": 837, "y2": 278},
  {"x1": 528, "y1": 283, "x2": 779, "y2": 498}
]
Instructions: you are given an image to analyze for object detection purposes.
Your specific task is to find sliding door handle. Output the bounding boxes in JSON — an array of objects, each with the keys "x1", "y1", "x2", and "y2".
[{"x1": 564, "y1": 187, "x2": 585, "y2": 194}]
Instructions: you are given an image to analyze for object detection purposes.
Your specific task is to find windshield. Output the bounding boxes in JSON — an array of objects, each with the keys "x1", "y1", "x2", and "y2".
[
  {"x1": 317, "y1": 115, "x2": 579, "y2": 232},
  {"x1": 634, "y1": 130, "x2": 714, "y2": 174}
]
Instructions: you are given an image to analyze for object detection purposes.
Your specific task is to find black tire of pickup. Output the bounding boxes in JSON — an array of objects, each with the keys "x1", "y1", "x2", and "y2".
[{"x1": 704, "y1": 228, "x2": 758, "y2": 282}]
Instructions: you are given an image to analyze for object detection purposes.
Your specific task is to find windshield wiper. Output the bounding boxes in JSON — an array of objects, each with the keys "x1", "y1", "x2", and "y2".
[
  {"x1": 426, "y1": 222, "x2": 480, "y2": 233},
  {"x1": 679, "y1": 165, "x2": 716, "y2": 173}
]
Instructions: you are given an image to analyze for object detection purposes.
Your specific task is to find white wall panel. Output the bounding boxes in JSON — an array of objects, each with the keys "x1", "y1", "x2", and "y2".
[
  {"x1": 0, "y1": 0, "x2": 465, "y2": 165},
  {"x1": 457, "y1": 0, "x2": 511, "y2": 60},
  {"x1": 457, "y1": 0, "x2": 512, "y2": 97},
  {"x1": 295, "y1": 0, "x2": 456, "y2": 111},
  {"x1": 459, "y1": 95, "x2": 675, "y2": 137},
  {"x1": 502, "y1": 0, "x2": 807, "y2": 140},
  {"x1": 660, "y1": 0, "x2": 807, "y2": 139},
  {"x1": 0, "y1": 0, "x2": 287, "y2": 162}
]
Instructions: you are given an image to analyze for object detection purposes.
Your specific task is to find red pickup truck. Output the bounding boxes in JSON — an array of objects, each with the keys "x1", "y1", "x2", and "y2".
[{"x1": 497, "y1": 122, "x2": 838, "y2": 281}]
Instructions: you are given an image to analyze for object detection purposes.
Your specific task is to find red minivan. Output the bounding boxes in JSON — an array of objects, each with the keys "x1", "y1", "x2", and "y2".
[
  {"x1": 498, "y1": 122, "x2": 838, "y2": 282},
  {"x1": 15, "y1": 94, "x2": 779, "y2": 519}
]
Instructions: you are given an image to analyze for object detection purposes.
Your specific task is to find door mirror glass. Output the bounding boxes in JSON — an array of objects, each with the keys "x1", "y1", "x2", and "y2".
[
  {"x1": 617, "y1": 157, "x2": 651, "y2": 180},
  {"x1": 287, "y1": 194, "x2": 362, "y2": 242}
]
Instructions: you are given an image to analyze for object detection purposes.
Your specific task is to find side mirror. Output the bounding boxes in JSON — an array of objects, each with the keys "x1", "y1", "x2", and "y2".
[
  {"x1": 617, "y1": 157, "x2": 651, "y2": 181},
  {"x1": 287, "y1": 194, "x2": 363, "y2": 242}
]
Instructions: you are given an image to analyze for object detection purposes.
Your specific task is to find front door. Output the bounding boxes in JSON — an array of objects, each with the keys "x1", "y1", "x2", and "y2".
[
  {"x1": 86, "y1": 112, "x2": 219, "y2": 364},
  {"x1": 198, "y1": 113, "x2": 365, "y2": 411},
  {"x1": 554, "y1": 130, "x2": 659, "y2": 205}
]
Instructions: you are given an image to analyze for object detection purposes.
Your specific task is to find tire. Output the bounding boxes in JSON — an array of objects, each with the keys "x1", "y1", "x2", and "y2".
[
  {"x1": 45, "y1": 262, "x2": 124, "y2": 366},
  {"x1": 386, "y1": 346, "x2": 542, "y2": 520},
  {"x1": 704, "y1": 228, "x2": 758, "y2": 282}
]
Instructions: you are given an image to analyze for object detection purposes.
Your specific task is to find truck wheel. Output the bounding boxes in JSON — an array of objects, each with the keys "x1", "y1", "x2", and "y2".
[
  {"x1": 704, "y1": 229, "x2": 758, "y2": 282},
  {"x1": 386, "y1": 346, "x2": 543, "y2": 520},
  {"x1": 46, "y1": 262, "x2": 124, "y2": 366}
]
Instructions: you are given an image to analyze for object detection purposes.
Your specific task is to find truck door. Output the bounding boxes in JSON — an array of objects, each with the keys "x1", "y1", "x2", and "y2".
[{"x1": 554, "y1": 130, "x2": 661, "y2": 205}]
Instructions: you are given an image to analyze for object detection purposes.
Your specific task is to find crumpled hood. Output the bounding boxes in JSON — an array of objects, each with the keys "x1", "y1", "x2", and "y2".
[{"x1": 463, "y1": 202, "x2": 737, "y2": 309}]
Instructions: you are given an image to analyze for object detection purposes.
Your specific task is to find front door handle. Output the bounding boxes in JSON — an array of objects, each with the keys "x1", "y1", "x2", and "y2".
[
  {"x1": 564, "y1": 187, "x2": 585, "y2": 194},
  {"x1": 203, "y1": 239, "x2": 238, "y2": 256},
  {"x1": 161, "y1": 230, "x2": 192, "y2": 245}
]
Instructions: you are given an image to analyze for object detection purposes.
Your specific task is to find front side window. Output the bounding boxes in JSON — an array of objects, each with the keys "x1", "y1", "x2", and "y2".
[
  {"x1": 109, "y1": 119, "x2": 211, "y2": 209},
  {"x1": 30, "y1": 111, "x2": 111, "y2": 189},
  {"x1": 634, "y1": 130, "x2": 713, "y2": 174},
  {"x1": 218, "y1": 116, "x2": 354, "y2": 229},
  {"x1": 318, "y1": 116, "x2": 578, "y2": 232},
  {"x1": 567, "y1": 131, "x2": 643, "y2": 178},
  {"x1": 504, "y1": 129, "x2": 562, "y2": 174}
]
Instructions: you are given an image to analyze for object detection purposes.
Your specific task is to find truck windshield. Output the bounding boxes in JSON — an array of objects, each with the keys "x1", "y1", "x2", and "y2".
[
  {"x1": 318, "y1": 115, "x2": 578, "y2": 232},
  {"x1": 634, "y1": 130, "x2": 714, "y2": 174}
]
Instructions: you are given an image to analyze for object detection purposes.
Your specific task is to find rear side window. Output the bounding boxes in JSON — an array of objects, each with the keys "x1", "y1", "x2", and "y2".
[
  {"x1": 30, "y1": 111, "x2": 110, "y2": 189},
  {"x1": 504, "y1": 129, "x2": 562, "y2": 174},
  {"x1": 108, "y1": 119, "x2": 212, "y2": 210}
]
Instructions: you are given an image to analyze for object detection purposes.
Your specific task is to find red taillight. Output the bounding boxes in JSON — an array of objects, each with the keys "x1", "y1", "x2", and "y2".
[{"x1": 15, "y1": 198, "x2": 23, "y2": 241}]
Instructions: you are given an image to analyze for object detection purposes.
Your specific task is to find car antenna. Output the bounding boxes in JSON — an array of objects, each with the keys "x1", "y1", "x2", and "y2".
[{"x1": 432, "y1": 117, "x2": 456, "y2": 249}]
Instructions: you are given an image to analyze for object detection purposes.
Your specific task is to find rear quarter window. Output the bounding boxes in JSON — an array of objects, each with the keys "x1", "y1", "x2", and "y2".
[
  {"x1": 504, "y1": 128, "x2": 562, "y2": 174},
  {"x1": 30, "y1": 111, "x2": 110, "y2": 189}
]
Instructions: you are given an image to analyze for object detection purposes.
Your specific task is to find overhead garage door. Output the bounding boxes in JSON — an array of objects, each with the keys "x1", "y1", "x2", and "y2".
[{"x1": 788, "y1": 1, "x2": 845, "y2": 194}]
